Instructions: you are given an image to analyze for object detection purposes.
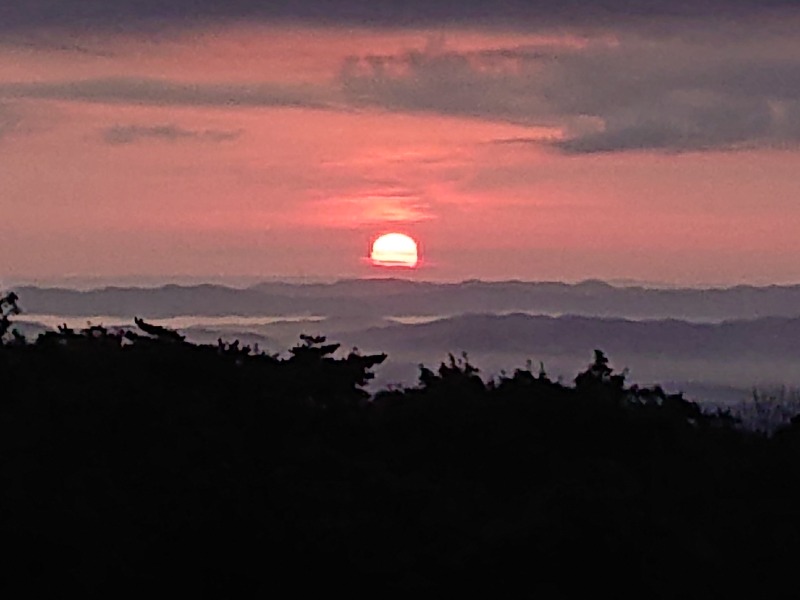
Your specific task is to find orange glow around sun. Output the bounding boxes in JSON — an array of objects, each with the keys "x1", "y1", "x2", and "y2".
[{"x1": 370, "y1": 233, "x2": 419, "y2": 268}]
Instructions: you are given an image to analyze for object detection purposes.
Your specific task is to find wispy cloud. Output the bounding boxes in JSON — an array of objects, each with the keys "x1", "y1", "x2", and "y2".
[
  {"x1": 309, "y1": 188, "x2": 435, "y2": 228},
  {"x1": 0, "y1": 78, "x2": 334, "y2": 110},
  {"x1": 103, "y1": 124, "x2": 242, "y2": 145}
]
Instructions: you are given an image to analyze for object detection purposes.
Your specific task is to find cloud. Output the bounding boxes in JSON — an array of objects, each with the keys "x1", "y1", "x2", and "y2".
[
  {"x1": 0, "y1": 78, "x2": 334, "y2": 110},
  {"x1": 551, "y1": 97, "x2": 781, "y2": 154},
  {"x1": 6, "y1": 12, "x2": 800, "y2": 155},
  {"x1": 340, "y1": 36, "x2": 800, "y2": 153},
  {"x1": 2, "y1": 1, "x2": 798, "y2": 33},
  {"x1": 103, "y1": 124, "x2": 243, "y2": 145},
  {"x1": 340, "y1": 45, "x2": 558, "y2": 126}
]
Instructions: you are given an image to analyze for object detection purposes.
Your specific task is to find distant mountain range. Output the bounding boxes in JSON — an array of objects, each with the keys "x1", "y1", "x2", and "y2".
[
  {"x1": 339, "y1": 312, "x2": 800, "y2": 360},
  {"x1": 10, "y1": 279, "x2": 800, "y2": 400},
  {"x1": 14, "y1": 278, "x2": 800, "y2": 320}
]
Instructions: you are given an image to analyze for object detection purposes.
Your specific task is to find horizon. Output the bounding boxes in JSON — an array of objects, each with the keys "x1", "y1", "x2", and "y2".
[{"x1": 6, "y1": 274, "x2": 800, "y2": 292}]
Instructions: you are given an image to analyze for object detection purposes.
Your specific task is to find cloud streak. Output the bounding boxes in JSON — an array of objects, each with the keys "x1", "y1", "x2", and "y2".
[
  {"x1": 0, "y1": 78, "x2": 334, "y2": 110},
  {"x1": 103, "y1": 124, "x2": 243, "y2": 145},
  {"x1": 312, "y1": 189, "x2": 435, "y2": 227}
]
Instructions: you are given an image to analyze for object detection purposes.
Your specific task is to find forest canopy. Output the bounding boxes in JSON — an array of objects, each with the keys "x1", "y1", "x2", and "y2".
[{"x1": 1, "y1": 293, "x2": 799, "y2": 596}]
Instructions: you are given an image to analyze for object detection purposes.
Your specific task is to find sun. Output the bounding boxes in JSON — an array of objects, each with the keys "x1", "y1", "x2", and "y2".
[{"x1": 370, "y1": 233, "x2": 419, "y2": 268}]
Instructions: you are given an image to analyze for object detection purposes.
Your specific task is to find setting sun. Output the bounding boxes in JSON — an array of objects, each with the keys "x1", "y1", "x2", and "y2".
[{"x1": 370, "y1": 233, "x2": 419, "y2": 268}]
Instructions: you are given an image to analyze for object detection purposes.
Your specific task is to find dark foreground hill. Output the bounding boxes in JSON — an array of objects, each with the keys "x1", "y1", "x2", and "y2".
[{"x1": 2, "y1": 308, "x2": 800, "y2": 596}]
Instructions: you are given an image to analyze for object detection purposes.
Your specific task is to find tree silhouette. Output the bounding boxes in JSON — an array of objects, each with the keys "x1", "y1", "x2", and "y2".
[
  {"x1": 574, "y1": 349, "x2": 626, "y2": 390},
  {"x1": 1, "y1": 295, "x2": 800, "y2": 596},
  {"x1": 134, "y1": 316, "x2": 186, "y2": 342},
  {"x1": 0, "y1": 291, "x2": 20, "y2": 344}
]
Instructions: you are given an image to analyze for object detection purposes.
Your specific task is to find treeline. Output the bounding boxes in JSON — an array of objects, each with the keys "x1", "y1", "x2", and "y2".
[{"x1": 1, "y1": 293, "x2": 800, "y2": 596}]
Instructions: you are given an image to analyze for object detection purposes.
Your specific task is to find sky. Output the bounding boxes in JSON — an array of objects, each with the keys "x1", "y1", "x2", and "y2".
[{"x1": 3, "y1": 1, "x2": 800, "y2": 286}]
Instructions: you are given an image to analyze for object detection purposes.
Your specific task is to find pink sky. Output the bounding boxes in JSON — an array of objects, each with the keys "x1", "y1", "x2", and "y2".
[{"x1": 3, "y1": 19, "x2": 800, "y2": 286}]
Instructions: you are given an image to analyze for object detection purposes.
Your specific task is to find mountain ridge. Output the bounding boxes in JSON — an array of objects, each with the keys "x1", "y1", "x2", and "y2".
[{"x1": 13, "y1": 279, "x2": 800, "y2": 320}]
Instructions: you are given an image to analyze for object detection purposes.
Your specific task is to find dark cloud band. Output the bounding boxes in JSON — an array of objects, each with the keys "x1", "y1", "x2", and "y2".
[
  {"x1": 340, "y1": 40, "x2": 800, "y2": 153},
  {"x1": 2, "y1": 1, "x2": 799, "y2": 32}
]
